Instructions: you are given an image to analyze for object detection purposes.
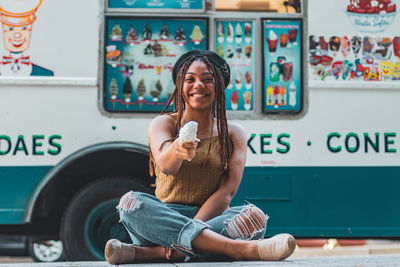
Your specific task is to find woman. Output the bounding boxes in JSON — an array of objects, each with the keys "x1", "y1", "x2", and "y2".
[{"x1": 105, "y1": 50, "x2": 296, "y2": 264}]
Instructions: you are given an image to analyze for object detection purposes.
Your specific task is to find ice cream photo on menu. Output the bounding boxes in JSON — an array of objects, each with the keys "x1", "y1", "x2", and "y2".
[
  {"x1": 0, "y1": 0, "x2": 53, "y2": 76},
  {"x1": 267, "y1": 30, "x2": 278, "y2": 55}
]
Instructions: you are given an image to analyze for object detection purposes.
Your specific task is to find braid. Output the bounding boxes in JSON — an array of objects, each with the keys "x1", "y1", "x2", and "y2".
[
  {"x1": 201, "y1": 57, "x2": 234, "y2": 179},
  {"x1": 159, "y1": 57, "x2": 196, "y2": 149}
]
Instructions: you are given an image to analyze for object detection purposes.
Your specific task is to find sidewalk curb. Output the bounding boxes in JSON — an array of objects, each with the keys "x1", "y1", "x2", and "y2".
[{"x1": 289, "y1": 244, "x2": 400, "y2": 259}]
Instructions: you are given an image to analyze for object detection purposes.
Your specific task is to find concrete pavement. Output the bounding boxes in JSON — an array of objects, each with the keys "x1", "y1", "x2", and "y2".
[
  {"x1": 2, "y1": 241, "x2": 400, "y2": 266},
  {"x1": 1, "y1": 254, "x2": 400, "y2": 267}
]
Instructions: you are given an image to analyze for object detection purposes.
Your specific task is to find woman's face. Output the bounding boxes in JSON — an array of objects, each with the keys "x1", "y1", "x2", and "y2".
[{"x1": 182, "y1": 60, "x2": 216, "y2": 111}]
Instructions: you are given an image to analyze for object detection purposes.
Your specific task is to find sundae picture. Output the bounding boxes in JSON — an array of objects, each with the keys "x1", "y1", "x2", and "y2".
[
  {"x1": 125, "y1": 26, "x2": 138, "y2": 44},
  {"x1": 288, "y1": 29, "x2": 298, "y2": 47},
  {"x1": 123, "y1": 77, "x2": 133, "y2": 105},
  {"x1": 227, "y1": 23, "x2": 234, "y2": 43},
  {"x1": 109, "y1": 78, "x2": 119, "y2": 100},
  {"x1": 227, "y1": 79, "x2": 233, "y2": 89},
  {"x1": 142, "y1": 23, "x2": 152, "y2": 40},
  {"x1": 190, "y1": 24, "x2": 204, "y2": 45},
  {"x1": 346, "y1": 0, "x2": 397, "y2": 33},
  {"x1": 280, "y1": 33, "x2": 289, "y2": 48},
  {"x1": 235, "y1": 23, "x2": 243, "y2": 44},
  {"x1": 243, "y1": 91, "x2": 252, "y2": 110},
  {"x1": 244, "y1": 45, "x2": 252, "y2": 63},
  {"x1": 174, "y1": 26, "x2": 187, "y2": 43},
  {"x1": 217, "y1": 22, "x2": 224, "y2": 43},
  {"x1": 244, "y1": 22, "x2": 252, "y2": 43},
  {"x1": 231, "y1": 90, "x2": 238, "y2": 110},
  {"x1": 110, "y1": 23, "x2": 123, "y2": 41},
  {"x1": 245, "y1": 71, "x2": 252, "y2": 89},
  {"x1": 267, "y1": 30, "x2": 278, "y2": 55},
  {"x1": 340, "y1": 36, "x2": 351, "y2": 58},
  {"x1": 236, "y1": 46, "x2": 242, "y2": 59},
  {"x1": 144, "y1": 43, "x2": 154, "y2": 55},
  {"x1": 136, "y1": 79, "x2": 146, "y2": 101},
  {"x1": 217, "y1": 44, "x2": 224, "y2": 57},
  {"x1": 235, "y1": 70, "x2": 243, "y2": 89},
  {"x1": 351, "y1": 36, "x2": 362, "y2": 57},
  {"x1": 152, "y1": 40, "x2": 167, "y2": 57},
  {"x1": 105, "y1": 45, "x2": 122, "y2": 67},
  {"x1": 159, "y1": 24, "x2": 170, "y2": 40},
  {"x1": 227, "y1": 45, "x2": 234, "y2": 59},
  {"x1": 109, "y1": 78, "x2": 119, "y2": 109},
  {"x1": 150, "y1": 79, "x2": 163, "y2": 102},
  {"x1": 122, "y1": 50, "x2": 135, "y2": 76}
]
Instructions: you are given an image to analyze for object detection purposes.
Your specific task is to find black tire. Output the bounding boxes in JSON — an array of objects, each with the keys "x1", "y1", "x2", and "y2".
[{"x1": 60, "y1": 176, "x2": 153, "y2": 261}]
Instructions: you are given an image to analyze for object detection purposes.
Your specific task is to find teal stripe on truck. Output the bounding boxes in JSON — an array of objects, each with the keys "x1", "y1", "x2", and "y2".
[
  {"x1": 0, "y1": 166, "x2": 52, "y2": 224},
  {"x1": 232, "y1": 166, "x2": 400, "y2": 238},
  {"x1": 1, "y1": 165, "x2": 400, "y2": 238}
]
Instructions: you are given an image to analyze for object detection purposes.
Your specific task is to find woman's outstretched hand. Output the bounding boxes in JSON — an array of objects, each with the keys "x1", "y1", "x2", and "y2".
[{"x1": 175, "y1": 138, "x2": 200, "y2": 161}]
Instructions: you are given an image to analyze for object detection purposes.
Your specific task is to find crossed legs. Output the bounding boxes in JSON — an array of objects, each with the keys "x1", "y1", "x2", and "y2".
[{"x1": 105, "y1": 192, "x2": 295, "y2": 264}]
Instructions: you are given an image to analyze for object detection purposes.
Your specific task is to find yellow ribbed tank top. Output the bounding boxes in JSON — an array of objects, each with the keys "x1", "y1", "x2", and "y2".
[{"x1": 155, "y1": 136, "x2": 224, "y2": 206}]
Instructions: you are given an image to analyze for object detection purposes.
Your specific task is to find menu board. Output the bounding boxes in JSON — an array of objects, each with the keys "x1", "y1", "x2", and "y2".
[
  {"x1": 104, "y1": 17, "x2": 207, "y2": 112},
  {"x1": 215, "y1": 20, "x2": 254, "y2": 111},
  {"x1": 262, "y1": 19, "x2": 302, "y2": 113},
  {"x1": 108, "y1": 0, "x2": 205, "y2": 12},
  {"x1": 308, "y1": 0, "x2": 400, "y2": 84}
]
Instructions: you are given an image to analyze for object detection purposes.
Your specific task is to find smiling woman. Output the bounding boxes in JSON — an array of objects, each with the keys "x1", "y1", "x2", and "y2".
[{"x1": 104, "y1": 50, "x2": 296, "y2": 264}]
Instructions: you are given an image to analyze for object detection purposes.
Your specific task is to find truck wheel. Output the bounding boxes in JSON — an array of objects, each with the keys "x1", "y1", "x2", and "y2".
[
  {"x1": 29, "y1": 239, "x2": 64, "y2": 262},
  {"x1": 60, "y1": 177, "x2": 152, "y2": 261}
]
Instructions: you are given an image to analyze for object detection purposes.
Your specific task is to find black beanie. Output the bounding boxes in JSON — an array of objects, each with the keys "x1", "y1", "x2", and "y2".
[{"x1": 172, "y1": 49, "x2": 231, "y2": 88}]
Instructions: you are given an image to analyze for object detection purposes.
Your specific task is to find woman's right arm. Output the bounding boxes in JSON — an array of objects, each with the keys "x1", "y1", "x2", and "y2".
[{"x1": 148, "y1": 115, "x2": 198, "y2": 175}]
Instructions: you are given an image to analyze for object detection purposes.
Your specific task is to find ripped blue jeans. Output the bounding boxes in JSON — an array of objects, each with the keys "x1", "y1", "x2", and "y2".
[{"x1": 117, "y1": 191, "x2": 268, "y2": 260}]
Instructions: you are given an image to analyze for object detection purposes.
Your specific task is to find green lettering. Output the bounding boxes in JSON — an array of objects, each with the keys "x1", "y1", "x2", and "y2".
[
  {"x1": 247, "y1": 133, "x2": 256, "y2": 154},
  {"x1": 13, "y1": 135, "x2": 28, "y2": 155},
  {"x1": 327, "y1": 132, "x2": 341, "y2": 153},
  {"x1": 260, "y1": 134, "x2": 272, "y2": 154},
  {"x1": 0, "y1": 135, "x2": 11, "y2": 155},
  {"x1": 364, "y1": 133, "x2": 379, "y2": 153},
  {"x1": 384, "y1": 133, "x2": 396, "y2": 153},
  {"x1": 32, "y1": 135, "x2": 45, "y2": 155},
  {"x1": 277, "y1": 133, "x2": 290, "y2": 154},
  {"x1": 48, "y1": 135, "x2": 62, "y2": 155},
  {"x1": 345, "y1": 133, "x2": 360, "y2": 153}
]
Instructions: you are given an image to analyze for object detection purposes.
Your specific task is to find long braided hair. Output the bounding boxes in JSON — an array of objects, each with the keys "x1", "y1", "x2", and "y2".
[{"x1": 149, "y1": 56, "x2": 234, "y2": 179}]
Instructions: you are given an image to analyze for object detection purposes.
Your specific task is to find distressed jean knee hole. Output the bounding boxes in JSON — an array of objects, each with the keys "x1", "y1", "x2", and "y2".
[
  {"x1": 224, "y1": 205, "x2": 267, "y2": 240},
  {"x1": 118, "y1": 192, "x2": 142, "y2": 212}
]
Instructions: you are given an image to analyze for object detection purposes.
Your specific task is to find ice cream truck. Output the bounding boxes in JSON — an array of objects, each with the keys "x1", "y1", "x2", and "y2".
[{"x1": 0, "y1": 0, "x2": 400, "y2": 262}]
